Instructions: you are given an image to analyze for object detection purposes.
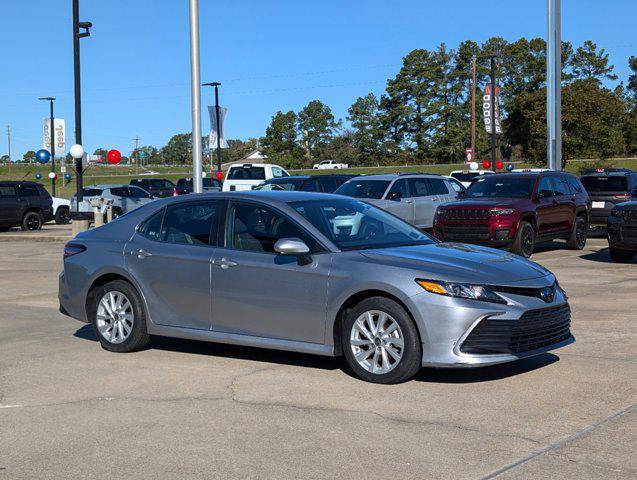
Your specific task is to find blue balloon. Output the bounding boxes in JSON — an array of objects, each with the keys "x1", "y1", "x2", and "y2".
[
  {"x1": 35, "y1": 172, "x2": 42, "y2": 180},
  {"x1": 36, "y1": 149, "x2": 51, "y2": 164},
  {"x1": 64, "y1": 172, "x2": 72, "y2": 180},
  {"x1": 506, "y1": 163, "x2": 514, "y2": 171}
]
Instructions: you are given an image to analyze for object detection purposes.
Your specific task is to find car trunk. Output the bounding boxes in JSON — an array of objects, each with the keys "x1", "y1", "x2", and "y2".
[{"x1": 582, "y1": 176, "x2": 633, "y2": 225}]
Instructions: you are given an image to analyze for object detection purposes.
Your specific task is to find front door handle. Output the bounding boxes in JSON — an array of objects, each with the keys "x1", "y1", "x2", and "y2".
[
  {"x1": 213, "y1": 257, "x2": 238, "y2": 269},
  {"x1": 136, "y1": 249, "x2": 153, "y2": 259}
]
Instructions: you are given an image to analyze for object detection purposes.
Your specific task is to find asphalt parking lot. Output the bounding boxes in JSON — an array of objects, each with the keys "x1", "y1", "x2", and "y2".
[{"x1": 0, "y1": 237, "x2": 634, "y2": 479}]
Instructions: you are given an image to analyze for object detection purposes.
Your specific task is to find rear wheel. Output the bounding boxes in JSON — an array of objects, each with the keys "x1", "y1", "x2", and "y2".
[
  {"x1": 90, "y1": 280, "x2": 150, "y2": 353},
  {"x1": 21, "y1": 211, "x2": 43, "y2": 231},
  {"x1": 566, "y1": 216, "x2": 587, "y2": 250},
  {"x1": 54, "y1": 207, "x2": 70, "y2": 225},
  {"x1": 511, "y1": 221, "x2": 535, "y2": 258},
  {"x1": 342, "y1": 297, "x2": 421, "y2": 384},
  {"x1": 609, "y1": 246, "x2": 634, "y2": 263}
]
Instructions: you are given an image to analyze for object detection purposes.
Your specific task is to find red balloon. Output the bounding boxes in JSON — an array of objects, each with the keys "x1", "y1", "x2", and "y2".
[
  {"x1": 215, "y1": 171, "x2": 224, "y2": 181},
  {"x1": 107, "y1": 149, "x2": 122, "y2": 165},
  {"x1": 496, "y1": 161, "x2": 504, "y2": 170},
  {"x1": 482, "y1": 160, "x2": 491, "y2": 169}
]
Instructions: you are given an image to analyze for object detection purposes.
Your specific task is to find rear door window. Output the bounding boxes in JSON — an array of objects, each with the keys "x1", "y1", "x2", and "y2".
[
  {"x1": 408, "y1": 178, "x2": 430, "y2": 197},
  {"x1": 387, "y1": 179, "x2": 410, "y2": 199},
  {"x1": 138, "y1": 209, "x2": 165, "y2": 241},
  {"x1": 550, "y1": 176, "x2": 570, "y2": 196},
  {"x1": 0, "y1": 186, "x2": 17, "y2": 198},
  {"x1": 110, "y1": 187, "x2": 127, "y2": 197},
  {"x1": 18, "y1": 185, "x2": 40, "y2": 197},
  {"x1": 427, "y1": 178, "x2": 449, "y2": 195},
  {"x1": 160, "y1": 201, "x2": 218, "y2": 245}
]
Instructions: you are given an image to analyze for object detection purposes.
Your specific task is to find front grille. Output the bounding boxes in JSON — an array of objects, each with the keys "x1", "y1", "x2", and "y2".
[
  {"x1": 460, "y1": 304, "x2": 572, "y2": 355},
  {"x1": 490, "y1": 284, "x2": 556, "y2": 302},
  {"x1": 443, "y1": 224, "x2": 490, "y2": 241},
  {"x1": 621, "y1": 226, "x2": 637, "y2": 241},
  {"x1": 443, "y1": 209, "x2": 491, "y2": 220}
]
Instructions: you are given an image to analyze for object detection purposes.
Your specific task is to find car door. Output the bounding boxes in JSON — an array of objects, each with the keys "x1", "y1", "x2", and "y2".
[
  {"x1": 377, "y1": 179, "x2": 415, "y2": 225},
  {"x1": 407, "y1": 178, "x2": 441, "y2": 229},
  {"x1": 550, "y1": 175, "x2": 575, "y2": 232},
  {"x1": 210, "y1": 200, "x2": 331, "y2": 344},
  {"x1": 124, "y1": 200, "x2": 219, "y2": 330},
  {"x1": 0, "y1": 185, "x2": 22, "y2": 225},
  {"x1": 535, "y1": 176, "x2": 561, "y2": 236}
]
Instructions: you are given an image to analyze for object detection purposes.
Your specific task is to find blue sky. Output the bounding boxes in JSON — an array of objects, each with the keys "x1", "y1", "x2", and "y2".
[{"x1": 1, "y1": 0, "x2": 635, "y2": 159}]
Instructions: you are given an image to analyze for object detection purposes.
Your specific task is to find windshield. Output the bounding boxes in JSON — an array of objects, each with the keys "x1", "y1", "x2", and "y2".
[
  {"x1": 466, "y1": 177, "x2": 535, "y2": 198},
  {"x1": 254, "y1": 178, "x2": 305, "y2": 191},
  {"x1": 335, "y1": 180, "x2": 390, "y2": 199},
  {"x1": 290, "y1": 198, "x2": 434, "y2": 251},
  {"x1": 581, "y1": 176, "x2": 628, "y2": 192}
]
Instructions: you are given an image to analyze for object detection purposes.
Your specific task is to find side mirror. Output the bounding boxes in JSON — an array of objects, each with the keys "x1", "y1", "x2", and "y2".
[
  {"x1": 274, "y1": 237, "x2": 312, "y2": 265},
  {"x1": 387, "y1": 191, "x2": 402, "y2": 201},
  {"x1": 537, "y1": 189, "x2": 553, "y2": 200}
]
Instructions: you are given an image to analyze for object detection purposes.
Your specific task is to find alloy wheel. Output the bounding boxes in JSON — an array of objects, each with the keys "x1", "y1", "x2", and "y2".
[
  {"x1": 576, "y1": 221, "x2": 586, "y2": 248},
  {"x1": 26, "y1": 215, "x2": 41, "y2": 230},
  {"x1": 521, "y1": 226, "x2": 534, "y2": 256},
  {"x1": 96, "y1": 291, "x2": 135, "y2": 344},
  {"x1": 350, "y1": 310, "x2": 404, "y2": 374}
]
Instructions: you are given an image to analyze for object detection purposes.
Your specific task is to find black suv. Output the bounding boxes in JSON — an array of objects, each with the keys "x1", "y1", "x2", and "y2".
[
  {"x1": 607, "y1": 201, "x2": 637, "y2": 263},
  {"x1": 0, "y1": 181, "x2": 54, "y2": 231},
  {"x1": 129, "y1": 178, "x2": 176, "y2": 198},
  {"x1": 580, "y1": 169, "x2": 637, "y2": 227},
  {"x1": 254, "y1": 174, "x2": 355, "y2": 193}
]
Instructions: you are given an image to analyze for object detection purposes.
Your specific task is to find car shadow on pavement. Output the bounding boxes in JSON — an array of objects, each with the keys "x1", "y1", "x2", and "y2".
[
  {"x1": 532, "y1": 241, "x2": 568, "y2": 254},
  {"x1": 579, "y1": 248, "x2": 614, "y2": 263},
  {"x1": 73, "y1": 324, "x2": 340, "y2": 371},
  {"x1": 415, "y1": 353, "x2": 560, "y2": 383}
]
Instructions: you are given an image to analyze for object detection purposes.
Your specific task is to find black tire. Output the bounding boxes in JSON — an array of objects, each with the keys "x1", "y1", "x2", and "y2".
[
  {"x1": 566, "y1": 216, "x2": 587, "y2": 250},
  {"x1": 54, "y1": 207, "x2": 71, "y2": 225},
  {"x1": 89, "y1": 280, "x2": 150, "y2": 353},
  {"x1": 511, "y1": 221, "x2": 535, "y2": 258},
  {"x1": 609, "y1": 246, "x2": 634, "y2": 263},
  {"x1": 341, "y1": 297, "x2": 421, "y2": 384},
  {"x1": 21, "y1": 211, "x2": 43, "y2": 231}
]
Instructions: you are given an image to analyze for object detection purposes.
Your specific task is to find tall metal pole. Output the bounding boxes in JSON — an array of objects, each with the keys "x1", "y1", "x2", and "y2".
[
  {"x1": 470, "y1": 56, "x2": 476, "y2": 158},
  {"x1": 6, "y1": 125, "x2": 11, "y2": 163},
  {"x1": 214, "y1": 84, "x2": 222, "y2": 173},
  {"x1": 49, "y1": 99, "x2": 56, "y2": 195},
  {"x1": 489, "y1": 56, "x2": 497, "y2": 172},
  {"x1": 547, "y1": 0, "x2": 562, "y2": 170},
  {"x1": 188, "y1": 0, "x2": 203, "y2": 193}
]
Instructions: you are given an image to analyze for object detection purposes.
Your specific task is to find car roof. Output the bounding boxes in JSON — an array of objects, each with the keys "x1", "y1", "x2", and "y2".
[
  {"x1": 87, "y1": 184, "x2": 127, "y2": 189},
  {"x1": 346, "y1": 173, "x2": 444, "y2": 181},
  {"x1": 0, "y1": 180, "x2": 39, "y2": 186}
]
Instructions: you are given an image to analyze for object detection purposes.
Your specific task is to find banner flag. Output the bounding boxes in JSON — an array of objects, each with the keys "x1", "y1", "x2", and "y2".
[
  {"x1": 482, "y1": 85, "x2": 502, "y2": 135},
  {"x1": 43, "y1": 118, "x2": 66, "y2": 155},
  {"x1": 208, "y1": 106, "x2": 228, "y2": 149}
]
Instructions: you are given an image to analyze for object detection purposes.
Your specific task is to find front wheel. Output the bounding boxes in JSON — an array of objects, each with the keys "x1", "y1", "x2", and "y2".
[
  {"x1": 55, "y1": 207, "x2": 71, "y2": 225},
  {"x1": 90, "y1": 280, "x2": 150, "y2": 353},
  {"x1": 566, "y1": 216, "x2": 587, "y2": 250},
  {"x1": 342, "y1": 297, "x2": 421, "y2": 384},
  {"x1": 511, "y1": 221, "x2": 535, "y2": 258},
  {"x1": 609, "y1": 246, "x2": 634, "y2": 263}
]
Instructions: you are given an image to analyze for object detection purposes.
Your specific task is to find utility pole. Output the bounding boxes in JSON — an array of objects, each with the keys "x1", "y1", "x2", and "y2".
[
  {"x1": 202, "y1": 82, "x2": 222, "y2": 175},
  {"x1": 547, "y1": 0, "x2": 562, "y2": 170},
  {"x1": 6, "y1": 125, "x2": 10, "y2": 162},
  {"x1": 188, "y1": 0, "x2": 203, "y2": 193},
  {"x1": 39, "y1": 97, "x2": 56, "y2": 195},
  {"x1": 133, "y1": 135, "x2": 140, "y2": 175},
  {"x1": 73, "y1": 0, "x2": 91, "y2": 212},
  {"x1": 470, "y1": 56, "x2": 476, "y2": 159},
  {"x1": 488, "y1": 55, "x2": 498, "y2": 172}
]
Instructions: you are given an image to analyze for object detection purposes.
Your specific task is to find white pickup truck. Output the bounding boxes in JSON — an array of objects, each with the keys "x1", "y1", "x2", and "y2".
[{"x1": 313, "y1": 160, "x2": 348, "y2": 170}]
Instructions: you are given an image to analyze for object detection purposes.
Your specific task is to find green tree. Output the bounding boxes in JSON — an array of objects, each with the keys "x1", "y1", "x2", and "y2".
[
  {"x1": 23, "y1": 150, "x2": 36, "y2": 163},
  {"x1": 570, "y1": 40, "x2": 617, "y2": 82},
  {"x1": 347, "y1": 93, "x2": 385, "y2": 162},
  {"x1": 260, "y1": 111, "x2": 301, "y2": 165},
  {"x1": 297, "y1": 100, "x2": 338, "y2": 160},
  {"x1": 160, "y1": 133, "x2": 191, "y2": 164},
  {"x1": 0, "y1": 154, "x2": 9, "y2": 163},
  {"x1": 628, "y1": 56, "x2": 637, "y2": 102},
  {"x1": 323, "y1": 131, "x2": 360, "y2": 166}
]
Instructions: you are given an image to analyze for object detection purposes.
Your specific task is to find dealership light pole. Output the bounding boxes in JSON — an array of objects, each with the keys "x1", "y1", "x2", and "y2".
[
  {"x1": 486, "y1": 55, "x2": 498, "y2": 172},
  {"x1": 72, "y1": 0, "x2": 91, "y2": 210},
  {"x1": 39, "y1": 97, "x2": 56, "y2": 195},
  {"x1": 547, "y1": 0, "x2": 562, "y2": 170},
  {"x1": 202, "y1": 82, "x2": 222, "y2": 175},
  {"x1": 189, "y1": 0, "x2": 203, "y2": 193}
]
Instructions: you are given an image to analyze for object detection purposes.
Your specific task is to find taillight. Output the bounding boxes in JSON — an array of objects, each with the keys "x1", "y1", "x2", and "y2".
[
  {"x1": 173, "y1": 188, "x2": 179, "y2": 196},
  {"x1": 613, "y1": 194, "x2": 631, "y2": 201},
  {"x1": 64, "y1": 243, "x2": 86, "y2": 258}
]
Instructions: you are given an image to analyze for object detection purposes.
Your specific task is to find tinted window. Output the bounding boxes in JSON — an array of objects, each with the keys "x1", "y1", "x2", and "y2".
[
  {"x1": 566, "y1": 177, "x2": 584, "y2": 194},
  {"x1": 83, "y1": 188, "x2": 104, "y2": 197},
  {"x1": 228, "y1": 166, "x2": 266, "y2": 180},
  {"x1": 387, "y1": 179, "x2": 410, "y2": 199},
  {"x1": 138, "y1": 209, "x2": 164, "y2": 241},
  {"x1": 110, "y1": 187, "x2": 127, "y2": 197},
  {"x1": 581, "y1": 176, "x2": 628, "y2": 192},
  {"x1": 537, "y1": 177, "x2": 554, "y2": 197},
  {"x1": 550, "y1": 177, "x2": 570, "y2": 196},
  {"x1": 467, "y1": 177, "x2": 536, "y2": 198},
  {"x1": 227, "y1": 202, "x2": 317, "y2": 253},
  {"x1": 409, "y1": 178, "x2": 429, "y2": 196},
  {"x1": 0, "y1": 186, "x2": 17, "y2": 198},
  {"x1": 19, "y1": 185, "x2": 40, "y2": 197},
  {"x1": 255, "y1": 178, "x2": 305, "y2": 191},
  {"x1": 302, "y1": 178, "x2": 321, "y2": 192},
  {"x1": 202, "y1": 178, "x2": 222, "y2": 188},
  {"x1": 291, "y1": 198, "x2": 433, "y2": 251},
  {"x1": 177, "y1": 179, "x2": 189, "y2": 188},
  {"x1": 335, "y1": 180, "x2": 390, "y2": 199},
  {"x1": 316, "y1": 177, "x2": 339, "y2": 193},
  {"x1": 428, "y1": 178, "x2": 449, "y2": 195},
  {"x1": 451, "y1": 172, "x2": 479, "y2": 183},
  {"x1": 160, "y1": 201, "x2": 217, "y2": 245},
  {"x1": 129, "y1": 186, "x2": 151, "y2": 199}
]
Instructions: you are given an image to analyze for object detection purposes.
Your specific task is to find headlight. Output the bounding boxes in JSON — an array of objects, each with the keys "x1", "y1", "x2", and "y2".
[
  {"x1": 436, "y1": 208, "x2": 447, "y2": 218},
  {"x1": 416, "y1": 279, "x2": 506, "y2": 304},
  {"x1": 489, "y1": 208, "x2": 515, "y2": 217}
]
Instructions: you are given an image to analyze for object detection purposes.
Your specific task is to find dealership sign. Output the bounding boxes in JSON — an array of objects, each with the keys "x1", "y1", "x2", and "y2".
[
  {"x1": 465, "y1": 147, "x2": 474, "y2": 163},
  {"x1": 43, "y1": 118, "x2": 66, "y2": 155},
  {"x1": 482, "y1": 85, "x2": 502, "y2": 135}
]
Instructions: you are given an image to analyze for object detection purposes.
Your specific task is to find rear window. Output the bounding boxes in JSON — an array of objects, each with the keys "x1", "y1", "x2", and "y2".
[
  {"x1": 581, "y1": 176, "x2": 628, "y2": 192},
  {"x1": 227, "y1": 166, "x2": 266, "y2": 180},
  {"x1": 82, "y1": 188, "x2": 104, "y2": 197},
  {"x1": 335, "y1": 180, "x2": 390, "y2": 199}
]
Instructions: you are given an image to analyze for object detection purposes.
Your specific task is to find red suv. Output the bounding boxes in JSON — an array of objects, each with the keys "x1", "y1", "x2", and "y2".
[{"x1": 433, "y1": 172, "x2": 590, "y2": 257}]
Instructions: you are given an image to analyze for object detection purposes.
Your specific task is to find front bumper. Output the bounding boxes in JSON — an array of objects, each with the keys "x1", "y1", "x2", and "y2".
[
  {"x1": 607, "y1": 217, "x2": 637, "y2": 250},
  {"x1": 405, "y1": 283, "x2": 573, "y2": 368},
  {"x1": 433, "y1": 218, "x2": 517, "y2": 247}
]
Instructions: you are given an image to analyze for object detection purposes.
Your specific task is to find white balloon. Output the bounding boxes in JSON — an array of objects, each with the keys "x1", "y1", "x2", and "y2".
[
  {"x1": 48, "y1": 171, "x2": 56, "y2": 179},
  {"x1": 201, "y1": 171, "x2": 207, "y2": 178},
  {"x1": 70, "y1": 144, "x2": 84, "y2": 159},
  {"x1": 469, "y1": 161, "x2": 479, "y2": 171}
]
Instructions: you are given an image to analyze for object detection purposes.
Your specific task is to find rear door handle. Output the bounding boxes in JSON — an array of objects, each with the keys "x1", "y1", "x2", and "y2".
[{"x1": 213, "y1": 257, "x2": 238, "y2": 269}]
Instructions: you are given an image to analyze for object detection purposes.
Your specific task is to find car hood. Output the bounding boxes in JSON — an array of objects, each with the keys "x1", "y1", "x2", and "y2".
[
  {"x1": 360, "y1": 243, "x2": 553, "y2": 286},
  {"x1": 441, "y1": 198, "x2": 523, "y2": 208}
]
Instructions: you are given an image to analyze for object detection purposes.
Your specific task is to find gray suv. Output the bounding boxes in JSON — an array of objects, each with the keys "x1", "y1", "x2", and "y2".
[
  {"x1": 335, "y1": 173, "x2": 457, "y2": 230},
  {"x1": 70, "y1": 185, "x2": 154, "y2": 218}
]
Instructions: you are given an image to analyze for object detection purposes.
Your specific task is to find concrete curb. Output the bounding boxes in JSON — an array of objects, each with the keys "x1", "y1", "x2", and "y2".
[{"x1": 0, "y1": 234, "x2": 71, "y2": 242}]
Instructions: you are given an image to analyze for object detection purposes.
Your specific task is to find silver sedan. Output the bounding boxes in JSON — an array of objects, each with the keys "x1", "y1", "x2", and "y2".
[{"x1": 59, "y1": 191, "x2": 573, "y2": 383}]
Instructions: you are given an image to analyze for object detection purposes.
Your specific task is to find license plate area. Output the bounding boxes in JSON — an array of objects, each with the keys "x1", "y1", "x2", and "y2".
[{"x1": 592, "y1": 201, "x2": 605, "y2": 209}]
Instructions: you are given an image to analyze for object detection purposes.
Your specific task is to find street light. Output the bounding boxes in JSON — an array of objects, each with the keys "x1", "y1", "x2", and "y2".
[
  {"x1": 38, "y1": 97, "x2": 56, "y2": 195},
  {"x1": 202, "y1": 82, "x2": 222, "y2": 175},
  {"x1": 72, "y1": 0, "x2": 91, "y2": 212},
  {"x1": 188, "y1": 0, "x2": 203, "y2": 193}
]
